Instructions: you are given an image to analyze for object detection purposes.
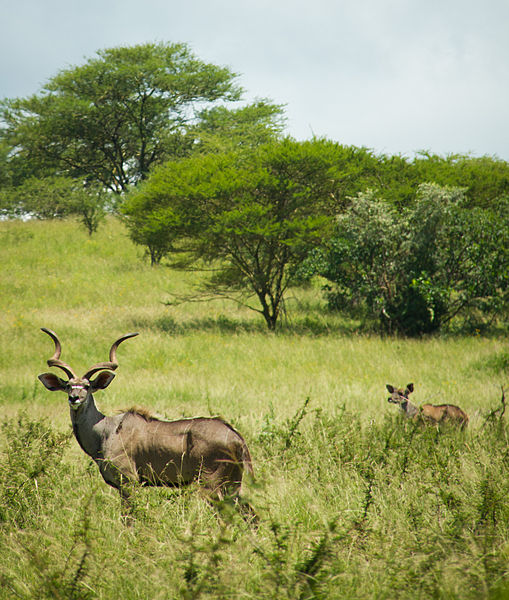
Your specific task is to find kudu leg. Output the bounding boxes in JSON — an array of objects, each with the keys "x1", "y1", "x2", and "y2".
[
  {"x1": 200, "y1": 463, "x2": 258, "y2": 525},
  {"x1": 119, "y1": 486, "x2": 135, "y2": 525},
  {"x1": 98, "y1": 460, "x2": 139, "y2": 524}
]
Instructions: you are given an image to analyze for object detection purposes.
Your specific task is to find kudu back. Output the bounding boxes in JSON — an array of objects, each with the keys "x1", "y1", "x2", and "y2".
[
  {"x1": 386, "y1": 383, "x2": 469, "y2": 429},
  {"x1": 38, "y1": 328, "x2": 254, "y2": 513}
]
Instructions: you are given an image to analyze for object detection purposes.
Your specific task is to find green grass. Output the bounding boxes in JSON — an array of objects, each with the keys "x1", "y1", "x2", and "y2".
[{"x1": 1, "y1": 217, "x2": 509, "y2": 599}]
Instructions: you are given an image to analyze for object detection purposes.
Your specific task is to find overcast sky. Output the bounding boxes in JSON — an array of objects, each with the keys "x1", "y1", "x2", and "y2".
[{"x1": 2, "y1": 0, "x2": 508, "y2": 160}]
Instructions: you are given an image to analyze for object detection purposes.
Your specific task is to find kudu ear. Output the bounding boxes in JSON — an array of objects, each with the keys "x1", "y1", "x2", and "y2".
[
  {"x1": 89, "y1": 371, "x2": 115, "y2": 392},
  {"x1": 406, "y1": 383, "x2": 414, "y2": 394},
  {"x1": 38, "y1": 373, "x2": 67, "y2": 392},
  {"x1": 386, "y1": 384, "x2": 395, "y2": 393}
]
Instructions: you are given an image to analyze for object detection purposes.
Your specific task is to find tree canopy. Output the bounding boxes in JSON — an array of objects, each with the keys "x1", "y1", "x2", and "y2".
[
  {"x1": 0, "y1": 42, "x2": 284, "y2": 193},
  {"x1": 374, "y1": 152, "x2": 509, "y2": 209},
  {"x1": 0, "y1": 176, "x2": 110, "y2": 235},
  {"x1": 122, "y1": 138, "x2": 369, "y2": 329},
  {"x1": 190, "y1": 100, "x2": 287, "y2": 154},
  {"x1": 1, "y1": 40, "x2": 507, "y2": 335}
]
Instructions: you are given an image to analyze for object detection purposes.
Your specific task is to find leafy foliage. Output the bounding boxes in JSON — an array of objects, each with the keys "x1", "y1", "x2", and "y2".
[
  {"x1": 316, "y1": 184, "x2": 509, "y2": 335},
  {"x1": 0, "y1": 176, "x2": 78, "y2": 219},
  {"x1": 191, "y1": 100, "x2": 286, "y2": 154},
  {"x1": 0, "y1": 42, "x2": 243, "y2": 192},
  {"x1": 412, "y1": 152, "x2": 509, "y2": 208},
  {"x1": 0, "y1": 176, "x2": 110, "y2": 234},
  {"x1": 70, "y1": 184, "x2": 111, "y2": 236},
  {"x1": 375, "y1": 152, "x2": 509, "y2": 209},
  {"x1": 0, "y1": 412, "x2": 70, "y2": 528},
  {"x1": 123, "y1": 138, "x2": 371, "y2": 329}
]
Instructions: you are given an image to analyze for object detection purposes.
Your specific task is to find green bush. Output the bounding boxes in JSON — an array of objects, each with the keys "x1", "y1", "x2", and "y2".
[
  {"x1": 0, "y1": 412, "x2": 70, "y2": 528},
  {"x1": 317, "y1": 184, "x2": 509, "y2": 335}
]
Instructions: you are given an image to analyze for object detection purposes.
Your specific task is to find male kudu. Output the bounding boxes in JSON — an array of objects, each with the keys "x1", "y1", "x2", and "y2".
[
  {"x1": 387, "y1": 383, "x2": 469, "y2": 429},
  {"x1": 38, "y1": 328, "x2": 255, "y2": 516}
]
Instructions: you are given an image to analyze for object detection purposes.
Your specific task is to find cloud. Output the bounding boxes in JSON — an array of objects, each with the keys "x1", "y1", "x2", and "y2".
[{"x1": 1, "y1": 0, "x2": 508, "y2": 159}]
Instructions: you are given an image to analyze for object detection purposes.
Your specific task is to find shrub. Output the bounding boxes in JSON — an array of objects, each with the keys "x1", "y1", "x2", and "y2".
[
  {"x1": 0, "y1": 412, "x2": 70, "y2": 528},
  {"x1": 317, "y1": 184, "x2": 509, "y2": 335}
]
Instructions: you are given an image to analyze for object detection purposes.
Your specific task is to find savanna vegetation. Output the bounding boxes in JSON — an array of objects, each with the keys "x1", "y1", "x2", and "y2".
[
  {"x1": 121, "y1": 143, "x2": 508, "y2": 333},
  {"x1": 1, "y1": 41, "x2": 509, "y2": 599},
  {"x1": 1, "y1": 42, "x2": 508, "y2": 334},
  {"x1": 1, "y1": 218, "x2": 509, "y2": 599}
]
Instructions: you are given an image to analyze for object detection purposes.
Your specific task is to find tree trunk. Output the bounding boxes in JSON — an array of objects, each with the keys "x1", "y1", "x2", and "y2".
[{"x1": 258, "y1": 291, "x2": 279, "y2": 331}]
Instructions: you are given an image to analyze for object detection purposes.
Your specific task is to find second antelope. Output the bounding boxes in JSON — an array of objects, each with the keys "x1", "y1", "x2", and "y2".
[
  {"x1": 386, "y1": 383, "x2": 469, "y2": 429},
  {"x1": 38, "y1": 328, "x2": 255, "y2": 516}
]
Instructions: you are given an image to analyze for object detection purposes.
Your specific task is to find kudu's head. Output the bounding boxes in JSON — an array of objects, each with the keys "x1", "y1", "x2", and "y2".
[
  {"x1": 38, "y1": 328, "x2": 138, "y2": 411},
  {"x1": 387, "y1": 383, "x2": 414, "y2": 406}
]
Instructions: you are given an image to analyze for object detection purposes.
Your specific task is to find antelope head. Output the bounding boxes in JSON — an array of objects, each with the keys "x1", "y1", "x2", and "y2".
[
  {"x1": 38, "y1": 328, "x2": 139, "y2": 411},
  {"x1": 386, "y1": 383, "x2": 414, "y2": 406}
]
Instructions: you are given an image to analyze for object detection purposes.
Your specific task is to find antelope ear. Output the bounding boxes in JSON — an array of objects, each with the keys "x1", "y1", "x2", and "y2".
[
  {"x1": 386, "y1": 384, "x2": 395, "y2": 393},
  {"x1": 38, "y1": 373, "x2": 67, "y2": 392},
  {"x1": 90, "y1": 371, "x2": 115, "y2": 391},
  {"x1": 406, "y1": 383, "x2": 414, "y2": 393}
]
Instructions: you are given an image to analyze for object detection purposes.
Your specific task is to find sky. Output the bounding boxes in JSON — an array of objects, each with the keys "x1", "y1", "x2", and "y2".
[{"x1": 1, "y1": 0, "x2": 508, "y2": 160}]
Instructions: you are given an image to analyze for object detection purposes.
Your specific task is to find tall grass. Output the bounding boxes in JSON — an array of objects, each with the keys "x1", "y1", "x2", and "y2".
[{"x1": 1, "y1": 217, "x2": 508, "y2": 598}]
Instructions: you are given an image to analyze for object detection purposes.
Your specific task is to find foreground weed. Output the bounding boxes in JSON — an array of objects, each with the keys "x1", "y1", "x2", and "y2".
[
  {"x1": 0, "y1": 493, "x2": 96, "y2": 600},
  {"x1": 175, "y1": 519, "x2": 233, "y2": 599},
  {"x1": 33, "y1": 495, "x2": 94, "y2": 599},
  {"x1": 253, "y1": 518, "x2": 338, "y2": 599},
  {"x1": 0, "y1": 411, "x2": 70, "y2": 528},
  {"x1": 482, "y1": 386, "x2": 507, "y2": 435},
  {"x1": 258, "y1": 396, "x2": 310, "y2": 455}
]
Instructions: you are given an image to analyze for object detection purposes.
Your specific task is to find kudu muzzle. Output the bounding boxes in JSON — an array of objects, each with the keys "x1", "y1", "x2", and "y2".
[{"x1": 67, "y1": 382, "x2": 90, "y2": 410}]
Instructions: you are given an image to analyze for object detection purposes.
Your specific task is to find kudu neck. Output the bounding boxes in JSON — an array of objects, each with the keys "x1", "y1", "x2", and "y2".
[
  {"x1": 70, "y1": 394, "x2": 106, "y2": 460},
  {"x1": 401, "y1": 398, "x2": 420, "y2": 418}
]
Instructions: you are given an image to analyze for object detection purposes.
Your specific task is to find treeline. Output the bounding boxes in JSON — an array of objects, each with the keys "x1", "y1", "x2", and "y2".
[
  {"x1": 1, "y1": 43, "x2": 508, "y2": 334},
  {"x1": 120, "y1": 141, "x2": 509, "y2": 334}
]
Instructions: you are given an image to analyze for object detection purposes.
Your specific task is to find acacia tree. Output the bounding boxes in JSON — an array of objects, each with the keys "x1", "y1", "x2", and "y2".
[
  {"x1": 0, "y1": 176, "x2": 109, "y2": 234},
  {"x1": 369, "y1": 152, "x2": 509, "y2": 209},
  {"x1": 191, "y1": 100, "x2": 286, "y2": 154},
  {"x1": 123, "y1": 138, "x2": 358, "y2": 329},
  {"x1": 0, "y1": 42, "x2": 244, "y2": 193}
]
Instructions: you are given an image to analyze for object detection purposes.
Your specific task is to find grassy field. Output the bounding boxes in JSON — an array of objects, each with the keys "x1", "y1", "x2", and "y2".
[{"x1": 1, "y1": 217, "x2": 508, "y2": 599}]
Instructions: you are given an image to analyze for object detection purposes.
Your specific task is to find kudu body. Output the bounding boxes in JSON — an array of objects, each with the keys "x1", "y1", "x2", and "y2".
[
  {"x1": 38, "y1": 328, "x2": 254, "y2": 513},
  {"x1": 387, "y1": 383, "x2": 469, "y2": 429}
]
